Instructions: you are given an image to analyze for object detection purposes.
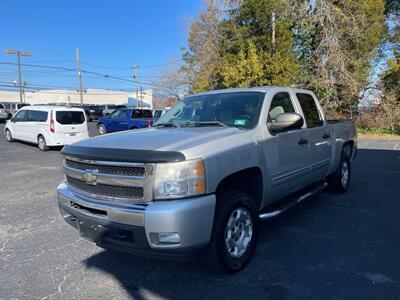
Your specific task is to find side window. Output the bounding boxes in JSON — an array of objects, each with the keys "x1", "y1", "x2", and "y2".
[
  {"x1": 0, "y1": 103, "x2": 4, "y2": 109},
  {"x1": 119, "y1": 110, "x2": 128, "y2": 119},
  {"x1": 26, "y1": 110, "x2": 36, "y2": 122},
  {"x1": 132, "y1": 110, "x2": 142, "y2": 119},
  {"x1": 110, "y1": 110, "x2": 121, "y2": 119},
  {"x1": 14, "y1": 110, "x2": 27, "y2": 122},
  {"x1": 296, "y1": 93, "x2": 323, "y2": 128},
  {"x1": 268, "y1": 92, "x2": 296, "y2": 121}
]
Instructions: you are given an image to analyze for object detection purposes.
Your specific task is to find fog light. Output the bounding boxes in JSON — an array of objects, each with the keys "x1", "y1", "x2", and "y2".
[{"x1": 150, "y1": 232, "x2": 181, "y2": 245}]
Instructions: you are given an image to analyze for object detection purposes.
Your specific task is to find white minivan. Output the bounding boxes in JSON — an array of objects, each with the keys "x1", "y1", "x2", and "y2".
[{"x1": 4, "y1": 106, "x2": 89, "y2": 151}]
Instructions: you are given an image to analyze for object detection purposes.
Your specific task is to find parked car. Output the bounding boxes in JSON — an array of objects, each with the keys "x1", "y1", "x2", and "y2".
[
  {"x1": 0, "y1": 103, "x2": 8, "y2": 122},
  {"x1": 4, "y1": 106, "x2": 89, "y2": 151},
  {"x1": 57, "y1": 87, "x2": 357, "y2": 272},
  {"x1": 1, "y1": 102, "x2": 30, "y2": 119},
  {"x1": 102, "y1": 104, "x2": 127, "y2": 116},
  {"x1": 83, "y1": 104, "x2": 104, "y2": 121},
  {"x1": 96, "y1": 108, "x2": 154, "y2": 135}
]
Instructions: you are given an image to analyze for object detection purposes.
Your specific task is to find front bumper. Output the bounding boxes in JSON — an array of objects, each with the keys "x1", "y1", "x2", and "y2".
[{"x1": 57, "y1": 183, "x2": 216, "y2": 258}]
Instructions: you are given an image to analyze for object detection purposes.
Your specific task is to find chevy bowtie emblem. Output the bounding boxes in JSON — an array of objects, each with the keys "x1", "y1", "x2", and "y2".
[{"x1": 82, "y1": 170, "x2": 98, "y2": 185}]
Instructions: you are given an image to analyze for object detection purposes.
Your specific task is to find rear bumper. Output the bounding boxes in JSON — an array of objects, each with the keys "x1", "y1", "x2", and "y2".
[
  {"x1": 46, "y1": 132, "x2": 89, "y2": 146},
  {"x1": 57, "y1": 183, "x2": 216, "y2": 258}
]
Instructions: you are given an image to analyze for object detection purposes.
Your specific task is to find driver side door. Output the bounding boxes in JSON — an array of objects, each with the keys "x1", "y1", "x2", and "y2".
[
  {"x1": 10, "y1": 110, "x2": 28, "y2": 140},
  {"x1": 263, "y1": 91, "x2": 313, "y2": 202}
]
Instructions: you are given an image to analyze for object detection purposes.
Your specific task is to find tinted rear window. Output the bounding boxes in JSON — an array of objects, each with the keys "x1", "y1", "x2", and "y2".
[
  {"x1": 296, "y1": 93, "x2": 323, "y2": 128},
  {"x1": 132, "y1": 109, "x2": 153, "y2": 119},
  {"x1": 56, "y1": 111, "x2": 85, "y2": 124}
]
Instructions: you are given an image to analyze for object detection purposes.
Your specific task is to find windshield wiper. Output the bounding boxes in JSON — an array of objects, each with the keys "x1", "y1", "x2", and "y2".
[{"x1": 186, "y1": 121, "x2": 227, "y2": 128}]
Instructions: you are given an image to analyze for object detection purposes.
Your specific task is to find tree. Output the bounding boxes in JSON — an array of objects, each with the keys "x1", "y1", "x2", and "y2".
[
  {"x1": 295, "y1": 0, "x2": 386, "y2": 116},
  {"x1": 219, "y1": 0, "x2": 301, "y2": 88},
  {"x1": 152, "y1": 64, "x2": 190, "y2": 103},
  {"x1": 182, "y1": 0, "x2": 224, "y2": 93}
]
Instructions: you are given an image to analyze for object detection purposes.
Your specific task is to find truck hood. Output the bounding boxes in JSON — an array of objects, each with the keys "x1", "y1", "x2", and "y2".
[{"x1": 64, "y1": 127, "x2": 245, "y2": 162}]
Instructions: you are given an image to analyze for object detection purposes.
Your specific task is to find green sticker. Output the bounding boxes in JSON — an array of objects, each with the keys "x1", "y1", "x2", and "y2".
[{"x1": 234, "y1": 119, "x2": 246, "y2": 126}]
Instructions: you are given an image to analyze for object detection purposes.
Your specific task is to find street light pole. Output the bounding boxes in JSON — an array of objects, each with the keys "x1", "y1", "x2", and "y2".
[{"x1": 5, "y1": 49, "x2": 31, "y2": 103}]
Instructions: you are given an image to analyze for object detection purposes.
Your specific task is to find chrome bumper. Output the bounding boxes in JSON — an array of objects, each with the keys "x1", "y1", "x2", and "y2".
[{"x1": 57, "y1": 183, "x2": 216, "y2": 251}]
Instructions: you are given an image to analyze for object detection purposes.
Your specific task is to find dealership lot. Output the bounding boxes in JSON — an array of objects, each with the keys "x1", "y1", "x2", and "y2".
[{"x1": 1, "y1": 122, "x2": 400, "y2": 299}]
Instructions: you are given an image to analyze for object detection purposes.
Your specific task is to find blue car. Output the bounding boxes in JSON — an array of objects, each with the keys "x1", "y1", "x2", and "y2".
[{"x1": 97, "y1": 108, "x2": 154, "y2": 135}]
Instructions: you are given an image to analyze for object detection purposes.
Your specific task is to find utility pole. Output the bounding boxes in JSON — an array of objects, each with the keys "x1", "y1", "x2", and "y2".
[
  {"x1": 271, "y1": 12, "x2": 276, "y2": 54},
  {"x1": 133, "y1": 65, "x2": 142, "y2": 108},
  {"x1": 76, "y1": 48, "x2": 84, "y2": 105},
  {"x1": 5, "y1": 49, "x2": 31, "y2": 103}
]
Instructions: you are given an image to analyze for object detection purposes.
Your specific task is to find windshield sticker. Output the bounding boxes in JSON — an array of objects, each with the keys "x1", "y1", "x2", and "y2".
[{"x1": 234, "y1": 119, "x2": 247, "y2": 126}]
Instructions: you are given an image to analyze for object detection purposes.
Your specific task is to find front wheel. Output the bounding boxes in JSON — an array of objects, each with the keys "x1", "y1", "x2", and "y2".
[
  {"x1": 203, "y1": 190, "x2": 259, "y2": 273},
  {"x1": 97, "y1": 124, "x2": 107, "y2": 135},
  {"x1": 5, "y1": 129, "x2": 13, "y2": 142}
]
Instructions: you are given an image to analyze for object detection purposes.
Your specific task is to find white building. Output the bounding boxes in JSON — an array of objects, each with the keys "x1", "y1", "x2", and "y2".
[{"x1": 0, "y1": 89, "x2": 153, "y2": 107}]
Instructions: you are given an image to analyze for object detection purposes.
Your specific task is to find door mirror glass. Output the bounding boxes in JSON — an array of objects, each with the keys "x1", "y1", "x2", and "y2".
[{"x1": 269, "y1": 112, "x2": 304, "y2": 133}]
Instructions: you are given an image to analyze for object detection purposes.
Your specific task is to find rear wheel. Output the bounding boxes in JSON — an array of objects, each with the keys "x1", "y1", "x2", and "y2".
[
  {"x1": 203, "y1": 190, "x2": 259, "y2": 273},
  {"x1": 97, "y1": 124, "x2": 107, "y2": 135},
  {"x1": 5, "y1": 129, "x2": 13, "y2": 142},
  {"x1": 38, "y1": 135, "x2": 49, "y2": 151},
  {"x1": 327, "y1": 151, "x2": 351, "y2": 193}
]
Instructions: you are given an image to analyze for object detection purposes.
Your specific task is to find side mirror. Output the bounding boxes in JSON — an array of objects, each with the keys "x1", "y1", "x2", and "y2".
[{"x1": 269, "y1": 112, "x2": 304, "y2": 133}]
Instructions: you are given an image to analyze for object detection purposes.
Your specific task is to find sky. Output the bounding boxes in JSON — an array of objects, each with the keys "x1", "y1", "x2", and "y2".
[{"x1": 0, "y1": 0, "x2": 204, "y2": 92}]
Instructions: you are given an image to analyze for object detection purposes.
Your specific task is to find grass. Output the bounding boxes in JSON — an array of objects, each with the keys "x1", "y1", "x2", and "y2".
[{"x1": 357, "y1": 128, "x2": 400, "y2": 138}]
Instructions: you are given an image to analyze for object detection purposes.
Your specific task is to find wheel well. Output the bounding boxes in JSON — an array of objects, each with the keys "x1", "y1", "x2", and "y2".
[
  {"x1": 37, "y1": 134, "x2": 44, "y2": 141},
  {"x1": 343, "y1": 141, "x2": 354, "y2": 158},
  {"x1": 215, "y1": 167, "x2": 263, "y2": 209},
  {"x1": 129, "y1": 126, "x2": 138, "y2": 129}
]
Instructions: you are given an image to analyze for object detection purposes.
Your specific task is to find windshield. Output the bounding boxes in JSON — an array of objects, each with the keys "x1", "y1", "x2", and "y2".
[{"x1": 156, "y1": 91, "x2": 264, "y2": 129}]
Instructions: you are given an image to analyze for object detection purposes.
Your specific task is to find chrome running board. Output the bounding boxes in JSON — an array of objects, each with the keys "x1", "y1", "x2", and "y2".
[{"x1": 259, "y1": 182, "x2": 327, "y2": 220}]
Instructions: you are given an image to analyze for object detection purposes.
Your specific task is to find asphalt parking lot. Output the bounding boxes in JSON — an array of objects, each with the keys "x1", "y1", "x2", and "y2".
[{"x1": 1, "y1": 122, "x2": 400, "y2": 299}]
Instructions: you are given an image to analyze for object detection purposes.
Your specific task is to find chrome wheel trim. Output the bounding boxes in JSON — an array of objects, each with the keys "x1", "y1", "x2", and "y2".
[
  {"x1": 341, "y1": 160, "x2": 349, "y2": 187},
  {"x1": 224, "y1": 207, "x2": 253, "y2": 258},
  {"x1": 38, "y1": 137, "x2": 45, "y2": 150},
  {"x1": 98, "y1": 125, "x2": 105, "y2": 134}
]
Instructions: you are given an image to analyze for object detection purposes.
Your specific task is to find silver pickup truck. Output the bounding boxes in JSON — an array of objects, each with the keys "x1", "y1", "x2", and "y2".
[{"x1": 57, "y1": 87, "x2": 357, "y2": 272}]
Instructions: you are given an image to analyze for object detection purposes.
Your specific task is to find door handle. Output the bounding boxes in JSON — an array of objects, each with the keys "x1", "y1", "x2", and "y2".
[
  {"x1": 322, "y1": 133, "x2": 331, "y2": 139},
  {"x1": 298, "y1": 138, "x2": 308, "y2": 145}
]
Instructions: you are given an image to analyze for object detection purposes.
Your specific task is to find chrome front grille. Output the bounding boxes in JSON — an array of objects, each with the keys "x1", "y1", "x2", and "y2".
[
  {"x1": 63, "y1": 156, "x2": 152, "y2": 203},
  {"x1": 66, "y1": 176, "x2": 144, "y2": 199},
  {"x1": 65, "y1": 159, "x2": 145, "y2": 177}
]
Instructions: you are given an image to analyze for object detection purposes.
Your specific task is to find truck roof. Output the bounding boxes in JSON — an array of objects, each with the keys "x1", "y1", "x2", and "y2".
[{"x1": 189, "y1": 86, "x2": 315, "y2": 97}]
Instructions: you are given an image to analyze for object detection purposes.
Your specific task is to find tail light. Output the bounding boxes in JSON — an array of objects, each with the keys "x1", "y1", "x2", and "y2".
[
  {"x1": 50, "y1": 111, "x2": 55, "y2": 133},
  {"x1": 145, "y1": 120, "x2": 153, "y2": 128}
]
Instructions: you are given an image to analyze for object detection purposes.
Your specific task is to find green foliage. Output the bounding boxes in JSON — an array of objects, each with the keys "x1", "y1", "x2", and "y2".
[
  {"x1": 382, "y1": 49, "x2": 400, "y2": 98},
  {"x1": 182, "y1": 0, "x2": 392, "y2": 120}
]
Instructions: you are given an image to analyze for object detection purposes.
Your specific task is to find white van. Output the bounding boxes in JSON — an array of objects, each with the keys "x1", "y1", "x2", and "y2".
[{"x1": 4, "y1": 106, "x2": 89, "y2": 151}]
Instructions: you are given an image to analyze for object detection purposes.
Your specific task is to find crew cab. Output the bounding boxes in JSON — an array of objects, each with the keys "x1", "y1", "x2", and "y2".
[
  {"x1": 57, "y1": 87, "x2": 357, "y2": 272},
  {"x1": 96, "y1": 108, "x2": 154, "y2": 135}
]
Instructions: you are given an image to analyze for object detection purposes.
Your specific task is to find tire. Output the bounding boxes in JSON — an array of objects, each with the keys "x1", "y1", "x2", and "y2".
[
  {"x1": 37, "y1": 135, "x2": 49, "y2": 151},
  {"x1": 129, "y1": 126, "x2": 138, "y2": 130},
  {"x1": 327, "y1": 151, "x2": 351, "y2": 193},
  {"x1": 5, "y1": 129, "x2": 13, "y2": 142},
  {"x1": 98, "y1": 124, "x2": 107, "y2": 135},
  {"x1": 203, "y1": 190, "x2": 259, "y2": 273}
]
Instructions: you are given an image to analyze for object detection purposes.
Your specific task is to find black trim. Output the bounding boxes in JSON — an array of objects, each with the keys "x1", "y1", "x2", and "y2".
[
  {"x1": 61, "y1": 145, "x2": 186, "y2": 163},
  {"x1": 59, "y1": 204, "x2": 204, "y2": 260}
]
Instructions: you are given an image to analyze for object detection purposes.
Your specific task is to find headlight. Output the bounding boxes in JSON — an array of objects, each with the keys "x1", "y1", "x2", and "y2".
[{"x1": 153, "y1": 158, "x2": 206, "y2": 200}]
